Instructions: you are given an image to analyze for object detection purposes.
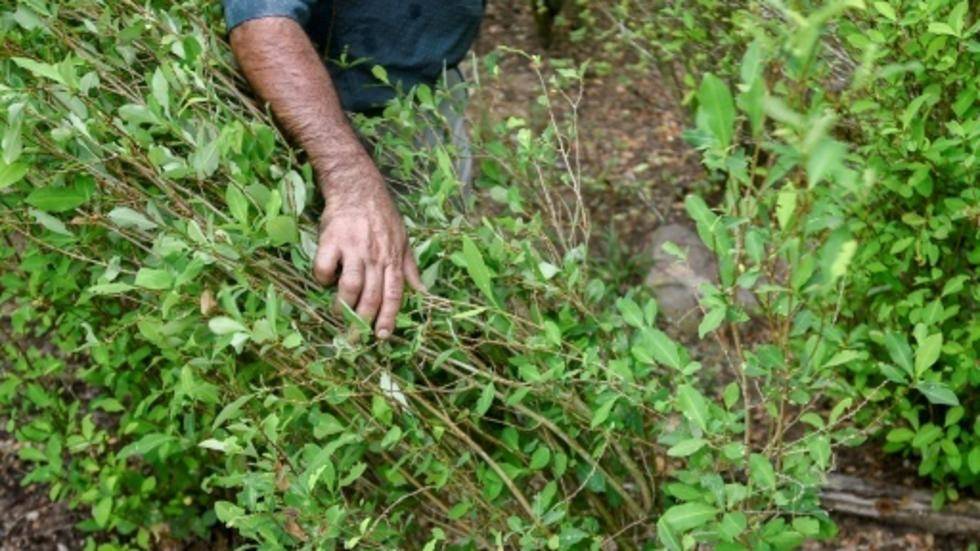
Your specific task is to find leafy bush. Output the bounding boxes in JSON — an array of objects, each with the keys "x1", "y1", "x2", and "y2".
[
  {"x1": 1, "y1": 0, "x2": 973, "y2": 549},
  {"x1": 598, "y1": 0, "x2": 978, "y2": 502}
]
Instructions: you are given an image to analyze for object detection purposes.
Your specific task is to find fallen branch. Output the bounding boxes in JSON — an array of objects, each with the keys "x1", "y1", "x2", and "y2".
[{"x1": 822, "y1": 474, "x2": 980, "y2": 536}]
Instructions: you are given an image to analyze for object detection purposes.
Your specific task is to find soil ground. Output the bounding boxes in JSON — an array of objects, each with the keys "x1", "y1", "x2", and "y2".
[
  {"x1": 471, "y1": 0, "x2": 703, "y2": 259},
  {"x1": 0, "y1": 2, "x2": 975, "y2": 550},
  {"x1": 0, "y1": 432, "x2": 80, "y2": 550}
]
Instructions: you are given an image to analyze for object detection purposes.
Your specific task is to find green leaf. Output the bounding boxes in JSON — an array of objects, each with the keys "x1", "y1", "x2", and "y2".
[
  {"x1": 826, "y1": 239, "x2": 857, "y2": 283},
  {"x1": 667, "y1": 438, "x2": 707, "y2": 457},
  {"x1": 26, "y1": 185, "x2": 89, "y2": 212},
  {"x1": 793, "y1": 517, "x2": 820, "y2": 536},
  {"x1": 151, "y1": 67, "x2": 169, "y2": 109},
  {"x1": 265, "y1": 215, "x2": 298, "y2": 245},
  {"x1": 719, "y1": 512, "x2": 746, "y2": 541},
  {"x1": 29, "y1": 208, "x2": 73, "y2": 236},
  {"x1": 209, "y1": 316, "x2": 247, "y2": 335},
  {"x1": 698, "y1": 307, "x2": 725, "y2": 338},
  {"x1": 807, "y1": 138, "x2": 846, "y2": 187},
  {"x1": 684, "y1": 194, "x2": 718, "y2": 247},
  {"x1": 675, "y1": 384, "x2": 709, "y2": 432},
  {"x1": 213, "y1": 393, "x2": 254, "y2": 430},
  {"x1": 945, "y1": 406, "x2": 964, "y2": 428},
  {"x1": 808, "y1": 435, "x2": 831, "y2": 469},
  {"x1": 968, "y1": 447, "x2": 980, "y2": 474},
  {"x1": 226, "y1": 185, "x2": 249, "y2": 225},
  {"x1": 637, "y1": 328, "x2": 682, "y2": 369},
  {"x1": 0, "y1": 159, "x2": 28, "y2": 189},
  {"x1": 590, "y1": 396, "x2": 618, "y2": 428},
  {"x1": 134, "y1": 267, "x2": 173, "y2": 290},
  {"x1": 927, "y1": 22, "x2": 957, "y2": 36},
  {"x1": 722, "y1": 382, "x2": 740, "y2": 409},
  {"x1": 192, "y1": 138, "x2": 221, "y2": 177},
  {"x1": 883, "y1": 332, "x2": 914, "y2": 376},
  {"x1": 616, "y1": 297, "x2": 645, "y2": 328},
  {"x1": 461, "y1": 235, "x2": 497, "y2": 306},
  {"x1": 886, "y1": 427, "x2": 915, "y2": 443},
  {"x1": 108, "y1": 207, "x2": 157, "y2": 231},
  {"x1": 739, "y1": 76, "x2": 765, "y2": 138},
  {"x1": 117, "y1": 433, "x2": 174, "y2": 459},
  {"x1": 880, "y1": 363, "x2": 909, "y2": 384},
  {"x1": 339, "y1": 461, "x2": 367, "y2": 488},
  {"x1": 915, "y1": 381, "x2": 959, "y2": 407},
  {"x1": 697, "y1": 73, "x2": 735, "y2": 149},
  {"x1": 371, "y1": 64, "x2": 390, "y2": 85},
  {"x1": 914, "y1": 333, "x2": 942, "y2": 376},
  {"x1": 775, "y1": 187, "x2": 796, "y2": 230},
  {"x1": 2, "y1": 104, "x2": 24, "y2": 165},
  {"x1": 381, "y1": 426, "x2": 402, "y2": 449},
  {"x1": 474, "y1": 382, "x2": 494, "y2": 418},
  {"x1": 749, "y1": 453, "x2": 776, "y2": 489},
  {"x1": 529, "y1": 445, "x2": 551, "y2": 470},
  {"x1": 739, "y1": 40, "x2": 764, "y2": 86},
  {"x1": 872, "y1": 1, "x2": 896, "y2": 21},
  {"x1": 822, "y1": 350, "x2": 865, "y2": 369},
  {"x1": 215, "y1": 501, "x2": 246, "y2": 525},
  {"x1": 88, "y1": 283, "x2": 135, "y2": 295},
  {"x1": 912, "y1": 424, "x2": 942, "y2": 448},
  {"x1": 657, "y1": 518, "x2": 682, "y2": 551},
  {"x1": 12, "y1": 56, "x2": 66, "y2": 85},
  {"x1": 661, "y1": 502, "x2": 718, "y2": 532},
  {"x1": 537, "y1": 261, "x2": 559, "y2": 280},
  {"x1": 947, "y1": 0, "x2": 967, "y2": 35},
  {"x1": 92, "y1": 496, "x2": 112, "y2": 528}
]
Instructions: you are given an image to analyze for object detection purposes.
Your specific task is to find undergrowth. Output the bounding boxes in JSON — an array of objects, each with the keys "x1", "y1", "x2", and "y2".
[
  {"x1": 590, "y1": 0, "x2": 978, "y2": 504},
  {"x1": 0, "y1": 0, "x2": 976, "y2": 550}
]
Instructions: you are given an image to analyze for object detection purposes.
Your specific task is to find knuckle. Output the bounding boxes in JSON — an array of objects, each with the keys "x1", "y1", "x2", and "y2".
[
  {"x1": 339, "y1": 280, "x2": 361, "y2": 295},
  {"x1": 344, "y1": 262, "x2": 364, "y2": 277},
  {"x1": 313, "y1": 269, "x2": 331, "y2": 285},
  {"x1": 313, "y1": 257, "x2": 331, "y2": 275},
  {"x1": 384, "y1": 286, "x2": 403, "y2": 301}
]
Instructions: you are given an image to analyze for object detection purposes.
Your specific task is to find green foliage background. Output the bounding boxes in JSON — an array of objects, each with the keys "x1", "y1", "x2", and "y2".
[
  {"x1": 0, "y1": 0, "x2": 977, "y2": 549},
  {"x1": 589, "y1": 0, "x2": 978, "y2": 497}
]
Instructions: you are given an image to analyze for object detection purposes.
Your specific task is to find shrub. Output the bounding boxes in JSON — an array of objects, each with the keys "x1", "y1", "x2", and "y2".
[
  {"x1": 5, "y1": 0, "x2": 971, "y2": 549},
  {"x1": 597, "y1": 0, "x2": 978, "y2": 502}
]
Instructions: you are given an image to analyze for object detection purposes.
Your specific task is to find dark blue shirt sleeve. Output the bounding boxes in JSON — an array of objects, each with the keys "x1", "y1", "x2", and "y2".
[{"x1": 222, "y1": 0, "x2": 317, "y2": 31}]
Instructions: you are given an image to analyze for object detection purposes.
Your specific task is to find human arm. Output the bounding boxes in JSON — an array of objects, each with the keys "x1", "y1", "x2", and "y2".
[{"x1": 228, "y1": 17, "x2": 424, "y2": 339}]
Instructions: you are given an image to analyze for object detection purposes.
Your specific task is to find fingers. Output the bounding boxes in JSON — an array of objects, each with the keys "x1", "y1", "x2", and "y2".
[
  {"x1": 403, "y1": 253, "x2": 426, "y2": 293},
  {"x1": 375, "y1": 265, "x2": 404, "y2": 339},
  {"x1": 355, "y1": 265, "x2": 383, "y2": 325},
  {"x1": 320, "y1": 240, "x2": 426, "y2": 341},
  {"x1": 313, "y1": 243, "x2": 341, "y2": 285},
  {"x1": 335, "y1": 257, "x2": 365, "y2": 311}
]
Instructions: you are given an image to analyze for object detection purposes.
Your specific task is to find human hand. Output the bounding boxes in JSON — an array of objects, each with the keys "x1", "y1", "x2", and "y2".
[{"x1": 313, "y1": 154, "x2": 425, "y2": 339}]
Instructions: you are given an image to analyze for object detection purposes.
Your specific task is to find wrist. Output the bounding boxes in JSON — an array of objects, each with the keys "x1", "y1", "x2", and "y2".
[
  {"x1": 310, "y1": 136, "x2": 366, "y2": 176},
  {"x1": 315, "y1": 151, "x2": 379, "y2": 192},
  {"x1": 317, "y1": 159, "x2": 389, "y2": 211}
]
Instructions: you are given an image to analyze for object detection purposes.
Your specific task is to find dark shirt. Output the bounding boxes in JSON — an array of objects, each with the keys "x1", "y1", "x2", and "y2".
[{"x1": 223, "y1": 0, "x2": 484, "y2": 113}]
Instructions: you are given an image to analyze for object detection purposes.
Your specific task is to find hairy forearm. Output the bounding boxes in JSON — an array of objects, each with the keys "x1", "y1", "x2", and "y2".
[
  {"x1": 228, "y1": 17, "x2": 422, "y2": 338},
  {"x1": 228, "y1": 17, "x2": 373, "y2": 197}
]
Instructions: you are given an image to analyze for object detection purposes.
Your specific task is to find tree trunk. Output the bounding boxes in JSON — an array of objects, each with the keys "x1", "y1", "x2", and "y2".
[{"x1": 822, "y1": 474, "x2": 980, "y2": 536}]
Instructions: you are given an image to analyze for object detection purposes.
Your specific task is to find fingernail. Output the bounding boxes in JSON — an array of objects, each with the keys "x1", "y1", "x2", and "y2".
[{"x1": 377, "y1": 329, "x2": 391, "y2": 339}]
